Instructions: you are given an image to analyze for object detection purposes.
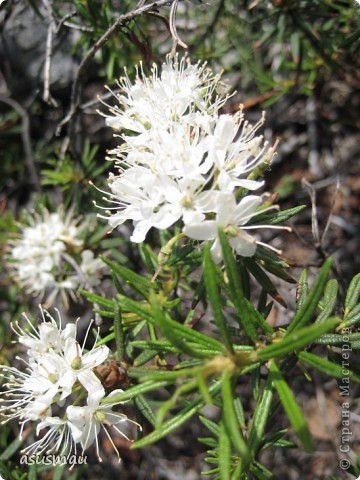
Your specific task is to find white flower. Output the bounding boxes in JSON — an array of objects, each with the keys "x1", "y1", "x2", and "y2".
[
  {"x1": 22, "y1": 416, "x2": 76, "y2": 457},
  {"x1": 183, "y1": 193, "x2": 288, "y2": 262},
  {"x1": 13, "y1": 308, "x2": 76, "y2": 356},
  {"x1": 68, "y1": 250, "x2": 107, "y2": 289},
  {"x1": 206, "y1": 112, "x2": 275, "y2": 192},
  {"x1": 0, "y1": 309, "x2": 75, "y2": 427},
  {"x1": 102, "y1": 54, "x2": 227, "y2": 139},
  {"x1": 97, "y1": 54, "x2": 281, "y2": 251},
  {"x1": 59, "y1": 336, "x2": 109, "y2": 402},
  {"x1": 100, "y1": 166, "x2": 166, "y2": 242},
  {"x1": 67, "y1": 389, "x2": 141, "y2": 462},
  {"x1": 183, "y1": 193, "x2": 261, "y2": 261},
  {"x1": 8, "y1": 208, "x2": 105, "y2": 307},
  {"x1": 0, "y1": 307, "x2": 120, "y2": 458}
]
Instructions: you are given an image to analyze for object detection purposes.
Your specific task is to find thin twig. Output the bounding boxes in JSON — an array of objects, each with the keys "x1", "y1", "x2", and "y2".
[
  {"x1": 169, "y1": 0, "x2": 187, "y2": 55},
  {"x1": 0, "y1": 96, "x2": 41, "y2": 193},
  {"x1": 306, "y1": 96, "x2": 320, "y2": 177},
  {"x1": 42, "y1": 0, "x2": 59, "y2": 106},
  {"x1": 79, "y1": 88, "x2": 122, "y2": 112},
  {"x1": 55, "y1": 10, "x2": 79, "y2": 33},
  {"x1": 62, "y1": 21, "x2": 94, "y2": 33},
  {"x1": 56, "y1": 0, "x2": 178, "y2": 139},
  {"x1": 302, "y1": 178, "x2": 320, "y2": 247},
  {"x1": 301, "y1": 178, "x2": 344, "y2": 295},
  {"x1": 321, "y1": 177, "x2": 341, "y2": 247}
]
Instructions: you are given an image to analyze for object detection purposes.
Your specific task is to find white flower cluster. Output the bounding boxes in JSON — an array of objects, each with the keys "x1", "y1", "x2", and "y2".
[
  {"x1": 0, "y1": 308, "x2": 140, "y2": 461},
  {"x1": 98, "y1": 54, "x2": 281, "y2": 261},
  {"x1": 8, "y1": 209, "x2": 106, "y2": 306}
]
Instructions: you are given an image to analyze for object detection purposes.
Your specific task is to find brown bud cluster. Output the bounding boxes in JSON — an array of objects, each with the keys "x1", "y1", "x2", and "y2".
[{"x1": 94, "y1": 359, "x2": 129, "y2": 389}]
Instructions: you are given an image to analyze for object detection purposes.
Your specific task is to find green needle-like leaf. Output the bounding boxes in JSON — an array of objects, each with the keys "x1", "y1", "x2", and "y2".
[
  {"x1": 243, "y1": 257, "x2": 287, "y2": 307},
  {"x1": 250, "y1": 461, "x2": 277, "y2": 479},
  {"x1": 101, "y1": 380, "x2": 171, "y2": 403},
  {"x1": 315, "y1": 279, "x2": 339, "y2": 324},
  {"x1": 204, "y1": 244, "x2": 234, "y2": 352},
  {"x1": 80, "y1": 290, "x2": 114, "y2": 308},
  {"x1": 150, "y1": 292, "x2": 222, "y2": 359},
  {"x1": 132, "y1": 383, "x2": 221, "y2": 448},
  {"x1": 113, "y1": 302, "x2": 125, "y2": 361},
  {"x1": 295, "y1": 269, "x2": 308, "y2": 312},
  {"x1": 286, "y1": 258, "x2": 333, "y2": 334},
  {"x1": 257, "y1": 317, "x2": 339, "y2": 361},
  {"x1": 219, "y1": 419, "x2": 231, "y2": 480},
  {"x1": 199, "y1": 416, "x2": 220, "y2": 437},
  {"x1": 221, "y1": 371, "x2": 249, "y2": 458},
  {"x1": 298, "y1": 351, "x2": 360, "y2": 383},
  {"x1": 342, "y1": 303, "x2": 360, "y2": 328},
  {"x1": 101, "y1": 256, "x2": 153, "y2": 297},
  {"x1": 252, "y1": 205, "x2": 306, "y2": 225},
  {"x1": 0, "y1": 437, "x2": 23, "y2": 461},
  {"x1": 315, "y1": 332, "x2": 360, "y2": 347},
  {"x1": 218, "y1": 228, "x2": 273, "y2": 340},
  {"x1": 247, "y1": 376, "x2": 274, "y2": 468},
  {"x1": 344, "y1": 273, "x2": 360, "y2": 314},
  {"x1": 134, "y1": 394, "x2": 156, "y2": 426},
  {"x1": 268, "y1": 360, "x2": 313, "y2": 452}
]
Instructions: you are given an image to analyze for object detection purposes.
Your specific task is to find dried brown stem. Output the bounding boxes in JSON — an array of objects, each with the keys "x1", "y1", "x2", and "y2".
[{"x1": 42, "y1": 0, "x2": 59, "y2": 106}]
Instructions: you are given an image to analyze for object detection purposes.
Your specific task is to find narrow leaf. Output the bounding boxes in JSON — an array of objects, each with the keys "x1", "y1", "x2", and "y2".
[
  {"x1": 250, "y1": 461, "x2": 277, "y2": 479},
  {"x1": 315, "y1": 332, "x2": 360, "y2": 346},
  {"x1": 131, "y1": 339, "x2": 179, "y2": 353},
  {"x1": 244, "y1": 258, "x2": 287, "y2": 307},
  {"x1": 247, "y1": 376, "x2": 274, "y2": 465},
  {"x1": 150, "y1": 292, "x2": 218, "y2": 359},
  {"x1": 218, "y1": 228, "x2": 273, "y2": 339},
  {"x1": 119, "y1": 295, "x2": 154, "y2": 322},
  {"x1": 342, "y1": 303, "x2": 360, "y2": 328},
  {"x1": 221, "y1": 371, "x2": 249, "y2": 458},
  {"x1": 80, "y1": 290, "x2": 114, "y2": 308},
  {"x1": 113, "y1": 302, "x2": 125, "y2": 361},
  {"x1": 128, "y1": 366, "x2": 199, "y2": 381},
  {"x1": 315, "y1": 279, "x2": 339, "y2": 324},
  {"x1": 252, "y1": 205, "x2": 306, "y2": 225},
  {"x1": 268, "y1": 360, "x2": 313, "y2": 452},
  {"x1": 120, "y1": 294, "x2": 223, "y2": 352},
  {"x1": 28, "y1": 464, "x2": 37, "y2": 480},
  {"x1": 53, "y1": 465, "x2": 66, "y2": 480},
  {"x1": 219, "y1": 419, "x2": 231, "y2": 480},
  {"x1": 101, "y1": 256, "x2": 153, "y2": 297},
  {"x1": 150, "y1": 296, "x2": 224, "y2": 351},
  {"x1": 204, "y1": 244, "x2": 234, "y2": 352},
  {"x1": 199, "y1": 416, "x2": 220, "y2": 437},
  {"x1": 345, "y1": 273, "x2": 360, "y2": 313},
  {"x1": 102, "y1": 380, "x2": 171, "y2": 403},
  {"x1": 133, "y1": 349, "x2": 158, "y2": 366},
  {"x1": 0, "y1": 436, "x2": 23, "y2": 460},
  {"x1": 286, "y1": 258, "x2": 333, "y2": 334},
  {"x1": 257, "y1": 317, "x2": 339, "y2": 361},
  {"x1": 156, "y1": 380, "x2": 198, "y2": 427},
  {"x1": 298, "y1": 351, "x2": 360, "y2": 383},
  {"x1": 132, "y1": 383, "x2": 221, "y2": 448},
  {"x1": 134, "y1": 394, "x2": 156, "y2": 426},
  {"x1": 295, "y1": 269, "x2": 308, "y2": 312}
]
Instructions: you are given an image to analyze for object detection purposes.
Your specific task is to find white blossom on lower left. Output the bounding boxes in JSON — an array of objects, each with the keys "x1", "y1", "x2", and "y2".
[
  {"x1": 7, "y1": 207, "x2": 107, "y2": 308},
  {"x1": 0, "y1": 307, "x2": 140, "y2": 462}
]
